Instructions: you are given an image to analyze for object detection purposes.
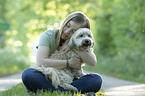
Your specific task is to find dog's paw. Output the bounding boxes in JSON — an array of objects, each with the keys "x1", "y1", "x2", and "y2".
[{"x1": 62, "y1": 83, "x2": 78, "y2": 91}]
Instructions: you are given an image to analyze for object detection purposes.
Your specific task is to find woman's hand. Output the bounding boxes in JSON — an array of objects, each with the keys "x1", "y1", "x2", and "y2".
[{"x1": 68, "y1": 57, "x2": 81, "y2": 69}]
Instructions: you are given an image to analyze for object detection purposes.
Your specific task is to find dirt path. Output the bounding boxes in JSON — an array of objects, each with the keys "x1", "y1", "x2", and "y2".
[
  {"x1": 101, "y1": 74, "x2": 145, "y2": 96},
  {"x1": 0, "y1": 73, "x2": 22, "y2": 92}
]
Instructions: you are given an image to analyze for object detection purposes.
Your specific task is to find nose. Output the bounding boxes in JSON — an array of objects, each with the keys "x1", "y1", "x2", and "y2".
[
  {"x1": 85, "y1": 39, "x2": 90, "y2": 44},
  {"x1": 65, "y1": 29, "x2": 71, "y2": 35}
]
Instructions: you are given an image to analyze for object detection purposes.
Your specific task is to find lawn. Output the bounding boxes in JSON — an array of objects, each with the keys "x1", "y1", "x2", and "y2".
[{"x1": 0, "y1": 83, "x2": 105, "y2": 96}]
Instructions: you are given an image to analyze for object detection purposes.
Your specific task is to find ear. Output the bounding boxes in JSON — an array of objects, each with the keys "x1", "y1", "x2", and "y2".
[
  {"x1": 90, "y1": 35, "x2": 95, "y2": 48},
  {"x1": 91, "y1": 33, "x2": 95, "y2": 48},
  {"x1": 92, "y1": 41, "x2": 95, "y2": 47},
  {"x1": 68, "y1": 38, "x2": 75, "y2": 49}
]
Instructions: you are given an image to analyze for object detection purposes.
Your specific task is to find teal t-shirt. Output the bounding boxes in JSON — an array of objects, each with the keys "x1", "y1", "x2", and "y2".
[{"x1": 38, "y1": 29, "x2": 57, "y2": 56}]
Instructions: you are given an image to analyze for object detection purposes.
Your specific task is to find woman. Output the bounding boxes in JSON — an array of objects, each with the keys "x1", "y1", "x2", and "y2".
[{"x1": 22, "y1": 11, "x2": 103, "y2": 96}]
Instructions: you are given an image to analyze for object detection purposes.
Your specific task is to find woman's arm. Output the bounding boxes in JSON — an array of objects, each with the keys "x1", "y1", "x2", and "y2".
[
  {"x1": 36, "y1": 46, "x2": 67, "y2": 69},
  {"x1": 74, "y1": 49, "x2": 97, "y2": 66},
  {"x1": 36, "y1": 46, "x2": 81, "y2": 69}
]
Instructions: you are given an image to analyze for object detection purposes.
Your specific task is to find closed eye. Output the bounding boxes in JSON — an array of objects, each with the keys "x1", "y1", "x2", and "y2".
[{"x1": 72, "y1": 29, "x2": 76, "y2": 33}]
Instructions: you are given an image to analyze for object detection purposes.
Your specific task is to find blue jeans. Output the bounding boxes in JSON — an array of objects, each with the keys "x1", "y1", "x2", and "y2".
[{"x1": 22, "y1": 68, "x2": 103, "y2": 94}]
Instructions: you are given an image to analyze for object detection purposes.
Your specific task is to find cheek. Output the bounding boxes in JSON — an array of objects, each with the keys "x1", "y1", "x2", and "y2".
[
  {"x1": 62, "y1": 26, "x2": 67, "y2": 33},
  {"x1": 68, "y1": 33, "x2": 73, "y2": 38},
  {"x1": 75, "y1": 38, "x2": 82, "y2": 46},
  {"x1": 62, "y1": 29, "x2": 66, "y2": 34}
]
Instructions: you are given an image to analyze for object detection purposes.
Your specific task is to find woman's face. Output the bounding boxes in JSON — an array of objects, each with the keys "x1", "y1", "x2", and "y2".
[{"x1": 61, "y1": 20, "x2": 85, "y2": 40}]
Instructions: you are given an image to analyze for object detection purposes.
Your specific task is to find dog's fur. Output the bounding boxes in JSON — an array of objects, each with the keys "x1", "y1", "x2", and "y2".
[{"x1": 35, "y1": 28, "x2": 95, "y2": 91}]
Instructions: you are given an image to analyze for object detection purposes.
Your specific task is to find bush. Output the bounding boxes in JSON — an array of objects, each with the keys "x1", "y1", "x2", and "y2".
[{"x1": 0, "y1": 46, "x2": 30, "y2": 75}]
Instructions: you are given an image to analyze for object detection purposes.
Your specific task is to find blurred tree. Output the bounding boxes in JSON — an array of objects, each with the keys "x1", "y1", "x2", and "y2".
[
  {"x1": 110, "y1": 0, "x2": 145, "y2": 77},
  {"x1": 0, "y1": 0, "x2": 8, "y2": 48},
  {"x1": 95, "y1": 0, "x2": 116, "y2": 56}
]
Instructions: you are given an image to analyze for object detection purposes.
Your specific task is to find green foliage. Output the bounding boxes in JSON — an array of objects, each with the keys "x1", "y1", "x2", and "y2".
[{"x1": 0, "y1": 46, "x2": 30, "y2": 75}]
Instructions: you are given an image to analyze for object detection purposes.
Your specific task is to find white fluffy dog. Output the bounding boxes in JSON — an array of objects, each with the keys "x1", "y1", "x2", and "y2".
[{"x1": 35, "y1": 28, "x2": 95, "y2": 91}]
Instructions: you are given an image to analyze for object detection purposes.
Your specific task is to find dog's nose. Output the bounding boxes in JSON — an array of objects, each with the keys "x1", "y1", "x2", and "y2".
[{"x1": 85, "y1": 39, "x2": 90, "y2": 44}]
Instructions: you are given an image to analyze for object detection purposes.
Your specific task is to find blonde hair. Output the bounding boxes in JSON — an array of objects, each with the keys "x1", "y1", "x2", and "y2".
[{"x1": 56, "y1": 11, "x2": 91, "y2": 48}]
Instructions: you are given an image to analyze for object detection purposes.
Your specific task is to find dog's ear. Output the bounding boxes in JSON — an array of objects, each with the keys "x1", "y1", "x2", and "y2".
[
  {"x1": 91, "y1": 33, "x2": 95, "y2": 48},
  {"x1": 92, "y1": 41, "x2": 95, "y2": 47},
  {"x1": 68, "y1": 38, "x2": 75, "y2": 50}
]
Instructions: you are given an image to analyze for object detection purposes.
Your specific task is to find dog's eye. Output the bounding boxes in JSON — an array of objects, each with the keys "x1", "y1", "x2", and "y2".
[
  {"x1": 88, "y1": 35, "x2": 91, "y2": 37},
  {"x1": 79, "y1": 34, "x2": 83, "y2": 37}
]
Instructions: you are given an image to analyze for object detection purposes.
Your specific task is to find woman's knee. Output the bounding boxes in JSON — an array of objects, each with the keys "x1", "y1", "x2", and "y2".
[
  {"x1": 90, "y1": 74, "x2": 103, "y2": 84},
  {"x1": 90, "y1": 74, "x2": 102, "y2": 81},
  {"x1": 88, "y1": 73, "x2": 103, "y2": 91},
  {"x1": 22, "y1": 68, "x2": 36, "y2": 82}
]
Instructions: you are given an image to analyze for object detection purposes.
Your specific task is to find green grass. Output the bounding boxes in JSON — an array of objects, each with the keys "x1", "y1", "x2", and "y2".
[{"x1": 0, "y1": 83, "x2": 105, "y2": 96}]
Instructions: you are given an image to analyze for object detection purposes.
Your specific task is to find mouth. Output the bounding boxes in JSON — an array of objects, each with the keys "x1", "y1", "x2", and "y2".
[{"x1": 82, "y1": 44, "x2": 91, "y2": 50}]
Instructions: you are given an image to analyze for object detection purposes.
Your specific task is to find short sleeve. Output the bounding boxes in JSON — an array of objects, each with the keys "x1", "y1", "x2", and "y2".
[
  {"x1": 37, "y1": 30, "x2": 57, "y2": 56},
  {"x1": 38, "y1": 31, "x2": 51, "y2": 48}
]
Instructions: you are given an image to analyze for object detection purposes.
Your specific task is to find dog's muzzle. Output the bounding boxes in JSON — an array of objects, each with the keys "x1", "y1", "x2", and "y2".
[{"x1": 82, "y1": 39, "x2": 91, "y2": 50}]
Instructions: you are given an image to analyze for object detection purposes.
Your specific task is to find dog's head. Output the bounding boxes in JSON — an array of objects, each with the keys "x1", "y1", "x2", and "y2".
[{"x1": 68, "y1": 28, "x2": 94, "y2": 51}]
